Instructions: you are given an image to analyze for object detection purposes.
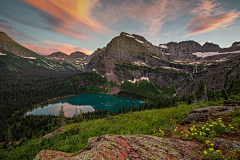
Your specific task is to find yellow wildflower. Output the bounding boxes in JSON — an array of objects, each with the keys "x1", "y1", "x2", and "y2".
[
  {"x1": 210, "y1": 143, "x2": 214, "y2": 147},
  {"x1": 205, "y1": 140, "x2": 210, "y2": 144},
  {"x1": 209, "y1": 148, "x2": 214, "y2": 151},
  {"x1": 204, "y1": 151, "x2": 207, "y2": 154},
  {"x1": 216, "y1": 150, "x2": 221, "y2": 153}
]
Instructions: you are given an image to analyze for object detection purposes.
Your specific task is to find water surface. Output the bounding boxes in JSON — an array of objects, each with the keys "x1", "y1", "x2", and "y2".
[{"x1": 27, "y1": 93, "x2": 145, "y2": 117}]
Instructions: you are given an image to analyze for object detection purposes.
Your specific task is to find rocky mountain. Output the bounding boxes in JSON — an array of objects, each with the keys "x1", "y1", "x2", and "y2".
[
  {"x1": 0, "y1": 32, "x2": 84, "y2": 72},
  {"x1": 70, "y1": 51, "x2": 88, "y2": 60},
  {"x1": 46, "y1": 51, "x2": 88, "y2": 62},
  {"x1": 84, "y1": 32, "x2": 240, "y2": 96},
  {"x1": 1, "y1": 31, "x2": 240, "y2": 97}
]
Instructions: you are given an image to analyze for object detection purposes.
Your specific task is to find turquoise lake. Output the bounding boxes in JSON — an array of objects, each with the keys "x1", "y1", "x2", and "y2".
[{"x1": 26, "y1": 93, "x2": 145, "y2": 117}]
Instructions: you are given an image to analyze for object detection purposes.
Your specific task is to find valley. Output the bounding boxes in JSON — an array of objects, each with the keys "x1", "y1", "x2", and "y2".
[{"x1": 0, "y1": 31, "x2": 240, "y2": 159}]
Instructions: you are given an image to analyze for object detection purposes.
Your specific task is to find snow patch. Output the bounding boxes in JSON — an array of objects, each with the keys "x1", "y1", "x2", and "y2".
[
  {"x1": 159, "y1": 45, "x2": 168, "y2": 49},
  {"x1": 29, "y1": 61, "x2": 33, "y2": 64},
  {"x1": 152, "y1": 55, "x2": 162, "y2": 60},
  {"x1": 0, "y1": 52, "x2": 6, "y2": 55},
  {"x1": 162, "y1": 67, "x2": 181, "y2": 71},
  {"x1": 126, "y1": 34, "x2": 135, "y2": 38},
  {"x1": 128, "y1": 77, "x2": 149, "y2": 83},
  {"x1": 22, "y1": 56, "x2": 36, "y2": 59},
  {"x1": 135, "y1": 39, "x2": 144, "y2": 43},
  {"x1": 189, "y1": 62, "x2": 203, "y2": 65},
  {"x1": 134, "y1": 61, "x2": 148, "y2": 67},
  {"x1": 193, "y1": 51, "x2": 240, "y2": 58}
]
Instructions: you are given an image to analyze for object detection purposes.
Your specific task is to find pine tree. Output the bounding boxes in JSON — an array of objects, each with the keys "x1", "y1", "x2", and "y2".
[
  {"x1": 58, "y1": 106, "x2": 65, "y2": 127},
  {"x1": 123, "y1": 105, "x2": 126, "y2": 114},
  {"x1": 79, "y1": 110, "x2": 83, "y2": 122},
  {"x1": 73, "y1": 107, "x2": 79, "y2": 123}
]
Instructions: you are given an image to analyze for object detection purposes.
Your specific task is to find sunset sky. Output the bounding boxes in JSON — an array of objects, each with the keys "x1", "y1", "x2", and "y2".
[{"x1": 0, "y1": 0, "x2": 240, "y2": 55}]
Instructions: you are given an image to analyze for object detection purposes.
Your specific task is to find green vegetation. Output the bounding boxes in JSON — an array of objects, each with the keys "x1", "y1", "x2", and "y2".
[
  {"x1": 119, "y1": 80, "x2": 178, "y2": 99},
  {"x1": 0, "y1": 71, "x2": 108, "y2": 142},
  {"x1": 0, "y1": 102, "x2": 203, "y2": 159}
]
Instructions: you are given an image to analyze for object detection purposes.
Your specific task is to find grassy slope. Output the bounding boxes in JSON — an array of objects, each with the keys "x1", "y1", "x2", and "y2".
[{"x1": 0, "y1": 102, "x2": 219, "y2": 160}]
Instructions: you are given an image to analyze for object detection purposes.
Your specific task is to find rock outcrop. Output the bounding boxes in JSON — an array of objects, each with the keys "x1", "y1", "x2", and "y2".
[
  {"x1": 33, "y1": 134, "x2": 201, "y2": 160},
  {"x1": 180, "y1": 106, "x2": 240, "y2": 124}
]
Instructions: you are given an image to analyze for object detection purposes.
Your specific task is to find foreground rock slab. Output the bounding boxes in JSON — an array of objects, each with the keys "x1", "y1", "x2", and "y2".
[{"x1": 33, "y1": 134, "x2": 201, "y2": 160}]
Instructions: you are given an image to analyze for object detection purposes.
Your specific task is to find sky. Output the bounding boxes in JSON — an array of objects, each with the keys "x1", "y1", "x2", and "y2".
[{"x1": 0, "y1": 0, "x2": 240, "y2": 55}]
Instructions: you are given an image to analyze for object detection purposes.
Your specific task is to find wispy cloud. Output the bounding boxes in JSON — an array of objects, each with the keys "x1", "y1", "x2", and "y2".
[
  {"x1": 20, "y1": 0, "x2": 111, "y2": 41},
  {"x1": 186, "y1": 0, "x2": 240, "y2": 37},
  {"x1": 164, "y1": 32, "x2": 172, "y2": 36},
  {"x1": 23, "y1": 41, "x2": 93, "y2": 55},
  {"x1": 96, "y1": 0, "x2": 189, "y2": 38},
  {"x1": 0, "y1": 19, "x2": 35, "y2": 41}
]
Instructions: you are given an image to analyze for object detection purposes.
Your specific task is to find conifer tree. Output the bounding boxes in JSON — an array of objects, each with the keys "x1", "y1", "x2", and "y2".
[
  {"x1": 73, "y1": 108, "x2": 79, "y2": 123},
  {"x1": 58, "y1": 106, "x2": 65, "y2": 127},
  {"x1": 123, "y1": 105, "x2": 126, "y2": 114}
]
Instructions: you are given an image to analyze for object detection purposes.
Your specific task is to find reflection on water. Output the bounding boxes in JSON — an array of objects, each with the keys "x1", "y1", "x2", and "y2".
[
  {"x1": 27, "y1": 93, "x2": 145, "y2": 117},
  {"x1": 26, "y1": 102, "x2": 95, "y2": 117}
]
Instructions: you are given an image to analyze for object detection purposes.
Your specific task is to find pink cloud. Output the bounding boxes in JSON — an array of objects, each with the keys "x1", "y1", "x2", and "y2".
[
  {"x1": 22, "y1": 0, "x2": 111, "y2": 41},
  {"x1": 23, "y1": 41, "x2": 93, "y2": 55},
  {"x1": 186, "y1": 0, "x2": 240, "y2": 36}
]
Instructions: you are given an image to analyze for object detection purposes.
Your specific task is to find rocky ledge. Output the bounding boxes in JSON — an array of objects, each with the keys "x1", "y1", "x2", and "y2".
[{"x1": 34, "y1": 134, "x2": 201, "y2": 160}]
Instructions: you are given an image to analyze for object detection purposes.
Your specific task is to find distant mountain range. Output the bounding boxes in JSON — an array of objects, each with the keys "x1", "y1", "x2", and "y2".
[
  {"x1": 1, "y1": 31, "x2": 240, "y2": 96},
  {"x1": 0, "y1": 32, "x2": 85, "y2": 72}
]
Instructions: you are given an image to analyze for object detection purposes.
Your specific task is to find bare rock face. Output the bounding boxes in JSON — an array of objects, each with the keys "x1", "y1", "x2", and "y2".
[
  {"x1": 46, "y1": 52, "x2": 72, "y2": 61},
  {"x1": 221, "y1": 41, "x2": 240, "y2": 53},
  {"x1": 33, "y1": 134, "x2": 201, "y2": 160},
  {"x1": 201, "y1": 42, "x2": 221, "y2": 52},
  {"x1": 70, "y1": 51, "x2": 88, "y2": 60}
]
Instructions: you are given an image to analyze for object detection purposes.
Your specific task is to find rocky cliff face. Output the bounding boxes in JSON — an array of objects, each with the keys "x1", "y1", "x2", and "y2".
[
  {"x1": 220, "y1": 41, "x2": 240, "y2": 53},
  {"x1": 85, "y1": 32, "x2": 201, "y2": 88},
  {"x1": 201, "y1": 42, "x2": 221, "y2": 52},
  {"x1": 178, "y1": 56, "x2": 240, "y2": 96}
]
